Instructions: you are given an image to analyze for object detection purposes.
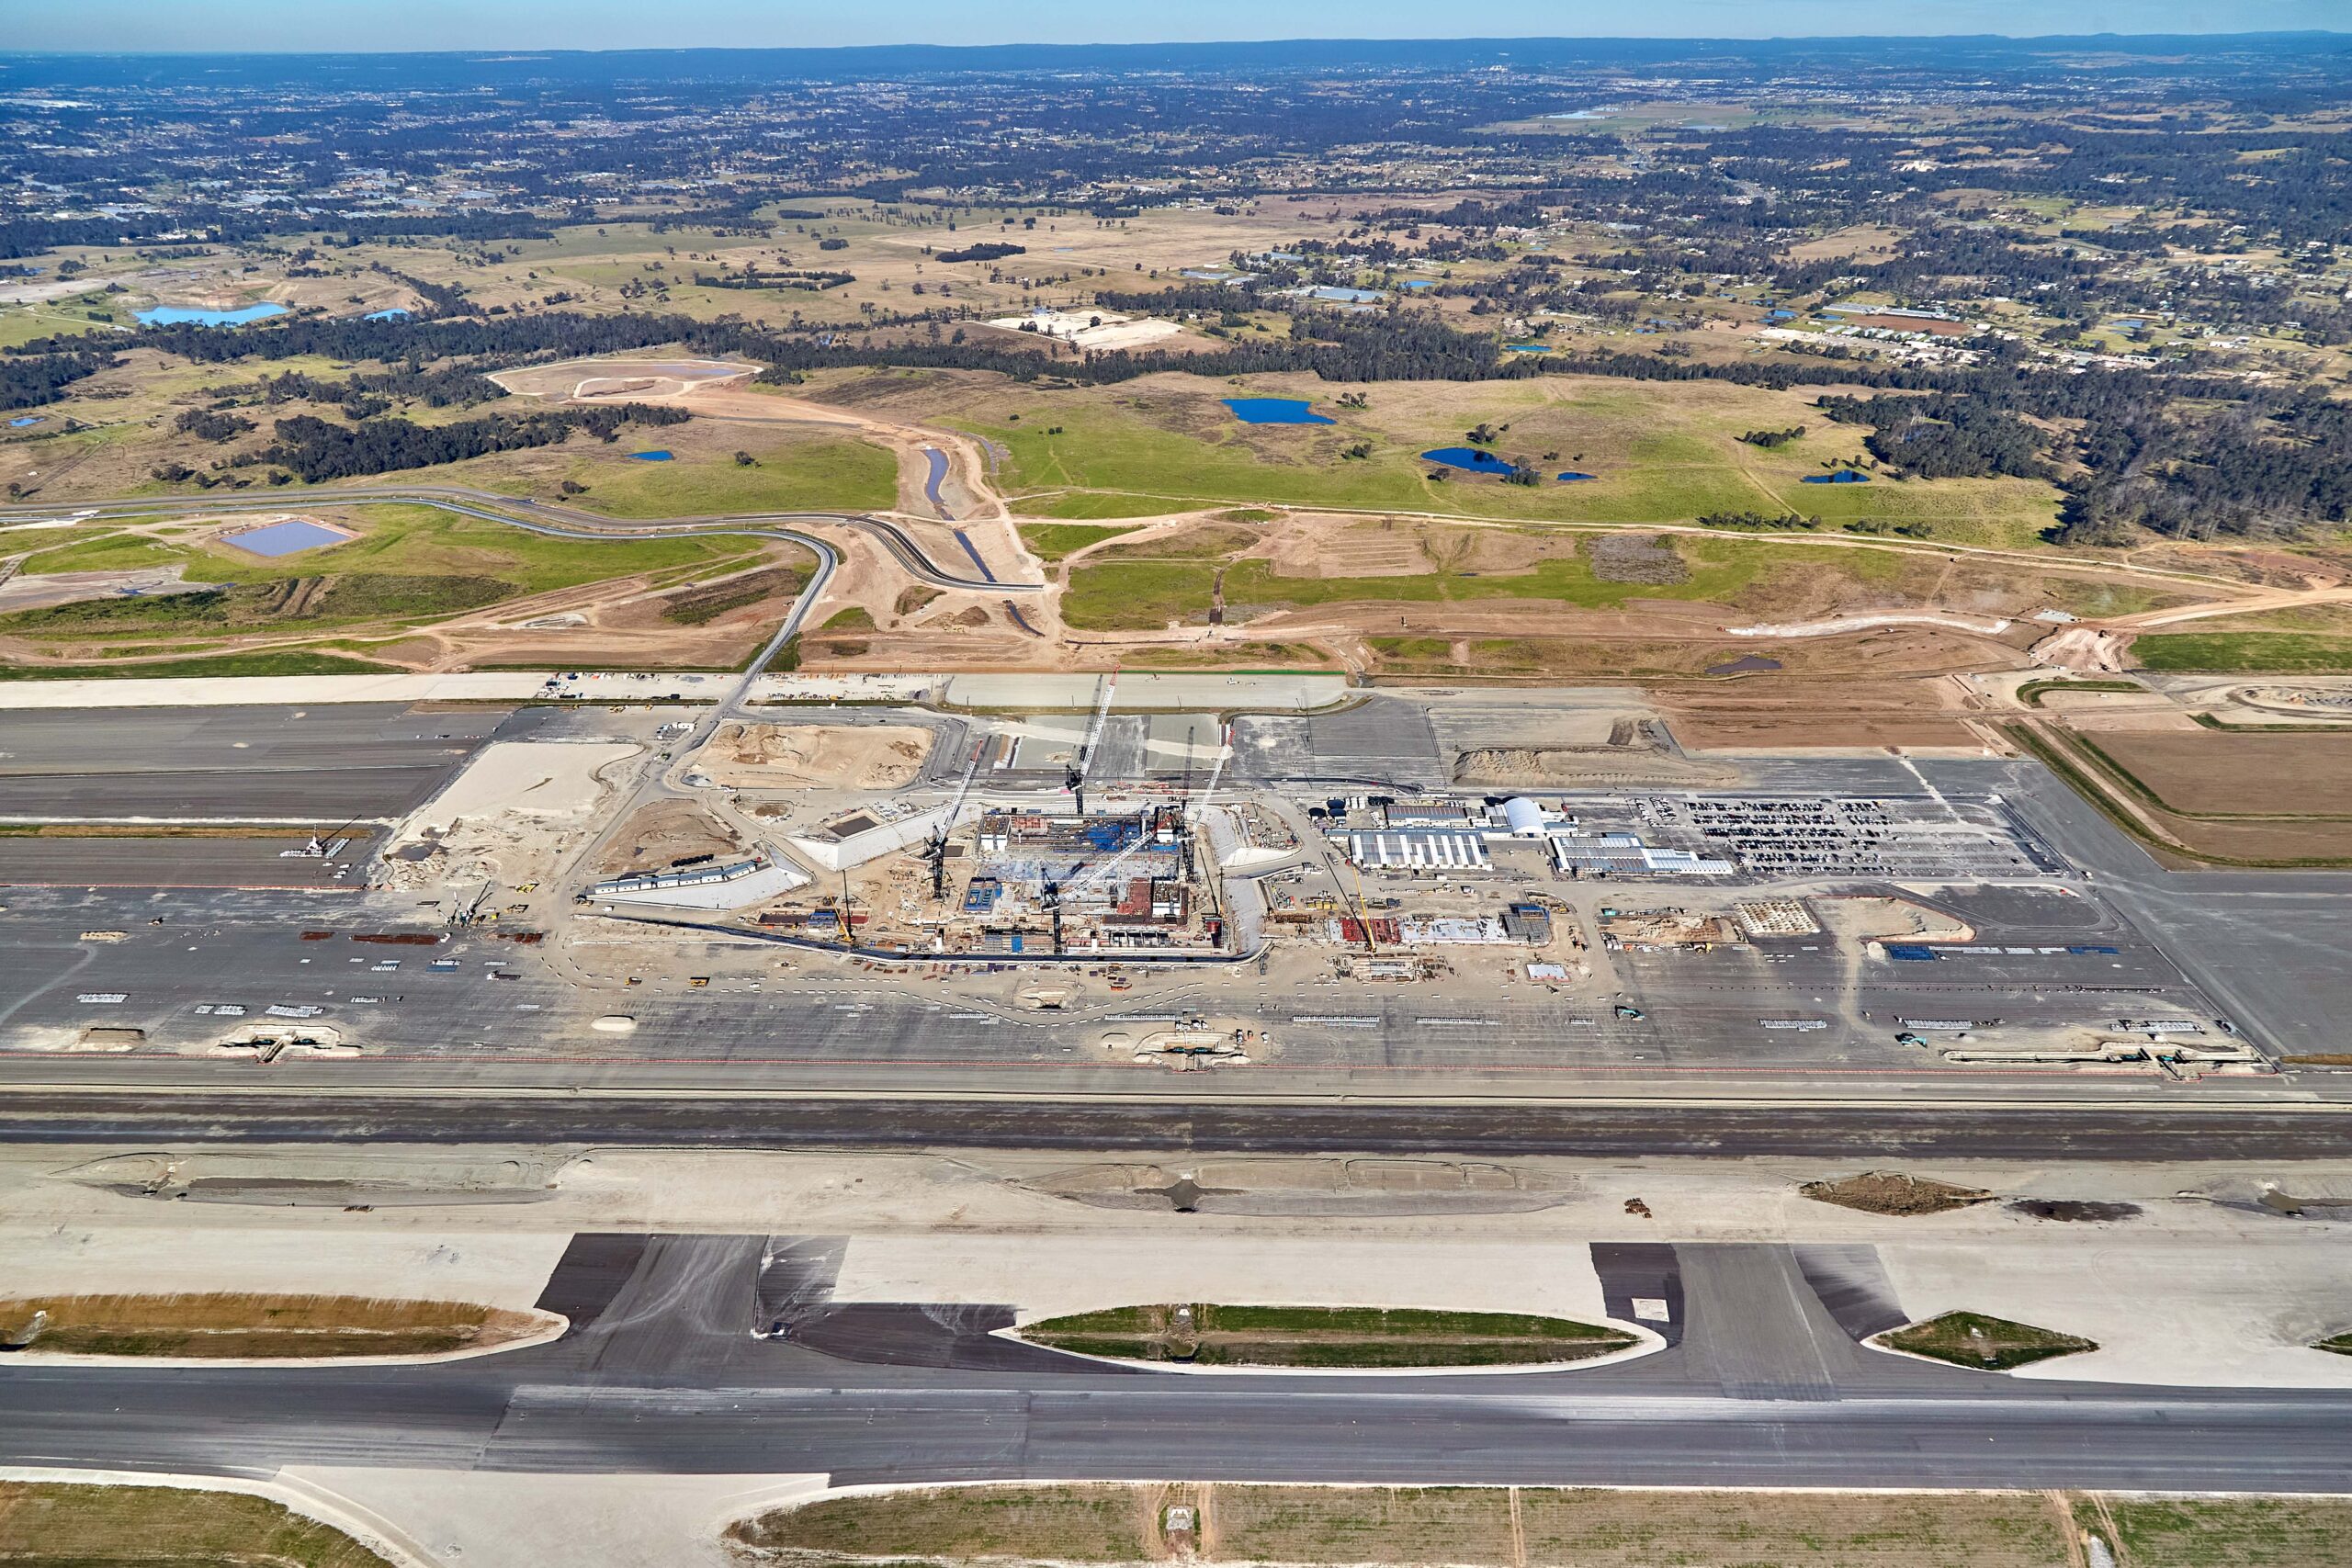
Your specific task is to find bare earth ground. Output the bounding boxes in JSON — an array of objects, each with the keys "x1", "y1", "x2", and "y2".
[
  {"x1": 1657, "y1": 676, "x2": 1991, "y2": 750},
  {"x1": 702, "y1": 722, "x2": 934, "y2": 789},
  {"x1": 594, "y1": 800, "x2": 744, "y2": 876},
  {"x1": 2086, "y1": 731, "x2": 2352, "y2": 815},
  {"x1": 2017, "y1": 722, "x2": 2352, "y2": 863}
]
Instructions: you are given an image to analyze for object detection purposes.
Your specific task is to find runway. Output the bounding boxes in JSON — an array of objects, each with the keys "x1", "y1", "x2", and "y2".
[{"x1": 5, "y1": 1087, "x2": 2352, "y2": 1159}]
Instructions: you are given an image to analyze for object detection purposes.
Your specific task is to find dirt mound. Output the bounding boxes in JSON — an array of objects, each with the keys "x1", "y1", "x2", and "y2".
[
  {"x1": 654, "y1": 566, "x2": 806, "y2": 627},
  {"x1": 1454, "y1": 723, "x2": 1736, "y2": 787},
  {"x1": 1801, "y1": 1171, "x2": 1993, "y2": 1216},
  {"x1": 1819, "y1": 895, "x2": 1974, "y2": 945},
  {"x1": 1589, "y1": 533, "x2": 1690, "y2": 585},
  {"x1": 594, "y1": 799, "x2": 741, "y2": 877},
  {"x1": 706, "y1": 722, "x2": 933, "y2": 789}
]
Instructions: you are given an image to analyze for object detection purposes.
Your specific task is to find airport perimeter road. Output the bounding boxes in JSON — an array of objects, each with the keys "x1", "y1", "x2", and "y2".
[
  {"x1": 6, "y1": 1086, "x2": 2352, "y2": 1158},
  {"x1": 5, "y1": 1238, "x2": 2352, "y2": 1494}
]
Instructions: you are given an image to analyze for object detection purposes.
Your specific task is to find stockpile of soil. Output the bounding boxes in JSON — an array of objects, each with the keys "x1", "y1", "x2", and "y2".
[{"x1": 1801, "y1": 1171, "x2": 1992, "y2": 1216}]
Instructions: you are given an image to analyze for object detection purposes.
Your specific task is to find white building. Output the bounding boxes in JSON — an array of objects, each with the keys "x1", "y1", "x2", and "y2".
[{"x1": 1336, "y1": 829, "x2": 1492, "y2": 870}]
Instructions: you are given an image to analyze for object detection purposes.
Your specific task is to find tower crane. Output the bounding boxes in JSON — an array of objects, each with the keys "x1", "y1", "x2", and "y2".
[{"x1": 923, "y1": 735, "x2": 985, "y2": 901}]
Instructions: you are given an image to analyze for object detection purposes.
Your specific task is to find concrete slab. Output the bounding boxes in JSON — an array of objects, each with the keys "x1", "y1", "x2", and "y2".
[
  {"x1": 944, "y1": 672, "x2": 1350, "y2": 713},
  {"x1": 285, "y1": 1467, "x2": 826, "y2": 1568},
  {"x1": 1879, "y1": 1236, "x2": 2352, "y2": 1388},
  {"x1": 0, "y1": 1224, "x2": 571, "y2": 1309}
]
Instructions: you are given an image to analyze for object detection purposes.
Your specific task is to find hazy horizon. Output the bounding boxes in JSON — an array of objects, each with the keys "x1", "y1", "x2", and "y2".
[{"x1": 7, "y1": 1, "x2": 2347, "y2": 55}]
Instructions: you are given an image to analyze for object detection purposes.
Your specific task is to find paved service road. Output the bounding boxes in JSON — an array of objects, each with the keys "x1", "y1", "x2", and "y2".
[{"x1": 4, "y1": 1237, "x2": 2351, "y2": 1493}]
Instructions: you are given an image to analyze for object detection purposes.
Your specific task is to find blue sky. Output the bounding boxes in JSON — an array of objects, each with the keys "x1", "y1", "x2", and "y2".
[{"x1": 9, "y1": 0, "x2": 2343, "y2": 51}]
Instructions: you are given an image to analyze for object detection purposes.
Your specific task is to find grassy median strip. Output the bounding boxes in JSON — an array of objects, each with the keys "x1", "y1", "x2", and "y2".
[
  {"x1": 0, "y1": 1481, "x2": 394, "y2": 1568},
  {"x1": 729, "y1": 1483, "x2": 1149, "y2": 1562},
  {"x1": 1873, "y1": 1311, "x2": 2097, "y2": 1371},
  {"x1": 1017, "y1": 1303, "x2": 1635, "y2": 1369},
  {"x1": 0, "y1": 1292, "x2": 542, "y2": 1359}
]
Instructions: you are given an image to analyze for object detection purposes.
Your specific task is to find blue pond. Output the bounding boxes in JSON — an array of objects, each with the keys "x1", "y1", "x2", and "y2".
[
  {"x1": 1424, "y1": 448, "x2": 1595, "y2": 484},
  {"x1": 134, "y1": 303, "x2": 288, "y2": 328},
  {"x1": 1803, "y1": 469, "x2": 1871, "y2": 484},
  {"x1": 1423, "y1": 446, "x2": 1514, "y2": 473},
  {"x1": 226, "y1": 519, "x2": 354, "y2": 558},
  {"x1": 1401, "y1": 278, "x2": 1438, "y2": 290},
  {"x1": 628, "y1": 450, "x2": 675, "y2": 462},
  {"x1": 1764, "y1": 309, "x2": 1798, "y2": 321},
  {"x1": 6, "y1": 415, "x2": 40, "y2": 428},
  {"x1": 364, "y1": 308, "x2": 412, "y2": 321},
  {"x1": 1224, "y1": 398, "x2": 1332, "y2": 426},
  {"x1": 1506, "y1": 344, "x2": 1552, "y2": 353}
]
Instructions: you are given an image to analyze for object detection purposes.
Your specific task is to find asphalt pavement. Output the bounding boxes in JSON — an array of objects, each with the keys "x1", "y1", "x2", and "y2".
[
  {"x1": 5, "y1": 1235, "x2": 2351, "y2": 1493},
  {"x1": 5, "y1": 1089, "x2": 2352, "y2": 1158}
]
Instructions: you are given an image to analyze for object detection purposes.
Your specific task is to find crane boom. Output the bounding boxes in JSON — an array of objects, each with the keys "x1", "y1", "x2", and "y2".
[
  {"x1": 1079, "y1": 671, "x2": 1117, "y2": 777},
  {"x1": 944, "y1": 733, "x2": 983, "y2": 821},
  {"x1": 1196, "y1": 722, "x2": 1232, "y2": 812}
]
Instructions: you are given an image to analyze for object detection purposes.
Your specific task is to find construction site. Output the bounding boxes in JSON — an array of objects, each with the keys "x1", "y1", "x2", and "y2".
[{"x1": 0, "y1": 672, "x2": 2297, "y2": 1082}]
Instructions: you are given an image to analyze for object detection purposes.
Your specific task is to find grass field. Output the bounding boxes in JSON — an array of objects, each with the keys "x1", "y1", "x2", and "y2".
[
  {"x1": 2017, "y1": 677, "x2": 2144, "y2": 705},
  {"x1": 2105, "y1": 1496, "x2": 2352, "y2": 1567},
  {"x1": 1875, "y1": 1311, "x2": 2097, "y2": 1371},
  {"x1": 1019, "y1": 523, "x2": 1141, "y2": 561},
  {"x1": 0, "y1": 649, "x2": 397, "y2": 679},
  {"x1": 1017, "y1": 1303, "x2": 1635, "y2": 1368},
  {"x1": 0, "y1": 1292, "x2": 540, "y2": 1359},
  {"x1": 20, "y1": 504, "x2": 766, "y2": 595},
  {"x1": 732, "y1": 1483, "x2": 2332, "y2": 1568},
  {"x1": 1055, "y1": 520, "x2": 2062, "y2": 634},
  {"x1": 0, "y1": 1482, "x2": 394, "y2": 1568},
  {"x1": 481, "y1": 428, "x2": 897, "y2": 519},
  {"x1": 2134, "y1": 631, "x2": 2352, "y2": 672},
  {"x1": 923, "y1": 371, "x2": 2066, "y2": 545},
  {"x1": 1060, "y1": 533, "x2": 1779, "y2": 631},
  {"x1": 2, "y1": 503, "x2": 792, "y2": 657}
]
